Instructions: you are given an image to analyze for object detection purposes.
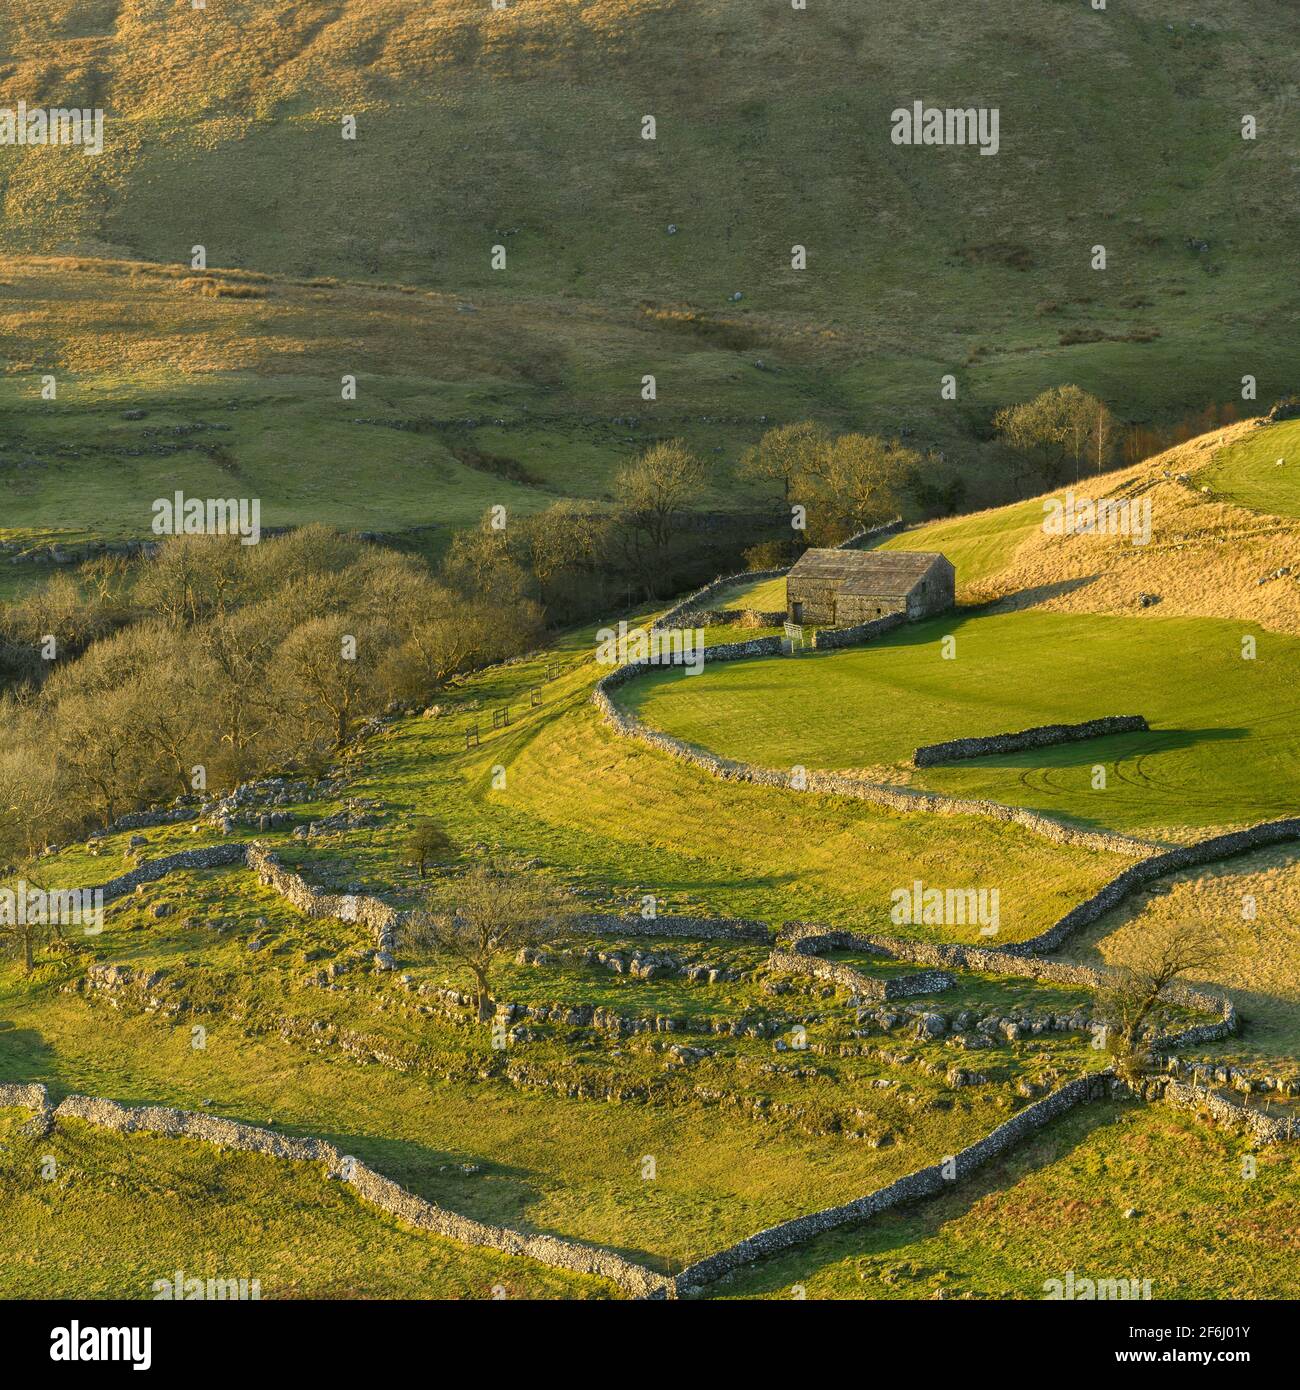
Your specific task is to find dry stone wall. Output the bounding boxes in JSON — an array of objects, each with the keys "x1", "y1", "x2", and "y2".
[
  {"x1": 768, "y1": 947, "x2": 953, "y2": 1000},
  {"x1": 43, "y1": 1093, "x2": 671, "y2": 1298},
  {"x1": 1008, "y1": 816, "x2": 1300, "y2": 955},
  {"x1": 782, "y1": 927, "x2": 1237, "y2": 1046},
  {"x1": 593, "y1": 662, "x2": 1147, "y2": 855},
  {"x1": 575, "y1": 913, "x2": 772, "y2": 943},
  {"x1": 812, "y1": 611, "x2": 905, "y2": 651},
  {"x1": 913, "y1": 715, "x2": 1149, "y2": 768},
  {"x1": 0, "y1": 1082, "x2": 51, "y2": 1111},
  {"x1": 1137, "y1": 1077, "x2": 1300, "y2": 1145},
  {"x1": 674, "y1": 1072, "x2": 1112, "y2": 1292},
  {"x1": 95, "y1": 844, "x2": 249, "y2": 904}
]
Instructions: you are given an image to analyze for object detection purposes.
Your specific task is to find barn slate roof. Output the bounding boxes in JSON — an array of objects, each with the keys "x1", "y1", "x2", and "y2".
[{"x1": 786, "y1": 548, "x2": 949, "y2": 597}]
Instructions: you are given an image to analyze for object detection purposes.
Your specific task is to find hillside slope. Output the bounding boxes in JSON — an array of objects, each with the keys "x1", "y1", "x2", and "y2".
[
  {"x1": 1, "y1": 0, "x2": 1297, "y2": 517},
  {"x1": 886, "y1": 417, "x2": 1300, "y2": 634}
]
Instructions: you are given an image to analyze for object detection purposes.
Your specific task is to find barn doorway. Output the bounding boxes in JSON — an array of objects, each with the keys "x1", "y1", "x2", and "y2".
[{"x1": 791, "y1": 601, "x2": 804, "y2": 623}]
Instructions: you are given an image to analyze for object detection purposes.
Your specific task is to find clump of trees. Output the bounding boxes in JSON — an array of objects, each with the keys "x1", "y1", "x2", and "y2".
[
  {"x1": 404, "y1": 863, "x2": 574, "y2": 1021},
  {"x1": 0, "y1": 526, "x2": 544, "y2": 863},
  {"x1": 739, "y1": 423, "x2": 927, "y2": 546},
  {"x1": 993, "y1": 385, "x2": 1117, "y2": 487}
]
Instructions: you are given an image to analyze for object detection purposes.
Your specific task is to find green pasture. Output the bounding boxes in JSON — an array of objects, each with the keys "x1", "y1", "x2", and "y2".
[{"x1": 626, "y1": 609, "x2": 1300, "y2": 837}]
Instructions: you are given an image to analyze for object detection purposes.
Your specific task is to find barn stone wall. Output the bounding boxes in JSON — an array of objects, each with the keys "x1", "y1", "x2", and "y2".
[{"x1": 811, "y1": 610, "x2": 906, "y2": 651}]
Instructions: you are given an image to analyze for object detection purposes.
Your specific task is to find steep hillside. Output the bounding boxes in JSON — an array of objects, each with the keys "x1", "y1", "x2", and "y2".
[
  {"x1": 1, "y1": 0, "x2": 1297, "y2": 531},
  {"x1": 892, "y1": 418, "x2": 1300, "y2": 633}
]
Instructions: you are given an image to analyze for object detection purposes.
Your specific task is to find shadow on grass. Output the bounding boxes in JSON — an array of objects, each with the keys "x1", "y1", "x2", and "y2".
[
  {"x1": 0, "y1": 1026, "x2": 669, "y2": 1271},
  {"x1": 687, "y1": 1098, "x2": 1130, "y2": 1299}
]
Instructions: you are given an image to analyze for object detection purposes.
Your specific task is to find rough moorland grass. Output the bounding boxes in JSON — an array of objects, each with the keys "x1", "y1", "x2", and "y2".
[
  {"x1": 626, "y1": 608, "x2": 1300, "y2": 837},
  {"x1": 702, "y1": 1102, "x2": 1300, "y2": 1300},
  {"x1": 1062, "y1": 840, "x2": 1300, "y2": 1064},
  {"x1": 1202, "y1": 419, "x2": 1300, "y2": 520},
  {"x1": 3, "y1": 1, "x2": 1299, "y2": 541},
  {"x1": 0, "y1": 1110, "x2": 608, "y2": 1300}
]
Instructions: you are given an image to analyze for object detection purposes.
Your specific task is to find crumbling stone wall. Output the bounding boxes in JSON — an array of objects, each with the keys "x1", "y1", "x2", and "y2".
[
  {"x1": 0, "y1": 1082, "x2": 51, "y2": 1111},
  {"x1": 245, "y1": 844, "x2": 400, "y2": 955},
  {"x1": 768, "y1": 947, "x2": 953, "y2": 1000},
  {"x1": 782, "y1": 926, "x2": 1236, "y2": 1046},
  {"x1": 1136, "y1": 1077, "x2": 1299, "y2": 1144},
  {"x1": 576, "y1": 913, "x2": 772, "y2": 943},
  {"x1": 913, "y1": 715, "x2": 1149, "y2": 768},
  {"x1": 96, "y1": 844, "x2": 250, "y2": 904}
]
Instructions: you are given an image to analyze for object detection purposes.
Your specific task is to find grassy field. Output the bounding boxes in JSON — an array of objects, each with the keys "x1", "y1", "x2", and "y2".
[
  {"x1": 0, "y1": 840, "x2": 1107, "y2": 1279},
  {"x1": 626, "y1": 608, "x2": 1300, "y2": 837},
  {"x1": 1202, "y1": 419, "x2": 1300, "y2": 519},
  {"x1": 706, "y1": 1101, "x2": 1300, "y2": 1300},
  {"x1": 0, "y1": 1109, "x2": 608, "y2": 1300},
  {"x1": 2, "y1": 1, "x2": 1299, "y2": 542}
]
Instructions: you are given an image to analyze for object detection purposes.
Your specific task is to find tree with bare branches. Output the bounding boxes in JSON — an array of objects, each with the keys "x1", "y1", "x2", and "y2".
[
  {"x1": 1094, "y1": 918, "x2": 1230, "y2": 1082},
  {"x1": 405, "y1": 864, "x2": 573, "y2": 1021}
]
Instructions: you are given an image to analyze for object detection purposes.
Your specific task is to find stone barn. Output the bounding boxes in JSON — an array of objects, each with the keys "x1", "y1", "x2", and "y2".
[{"x1": 785, "y1": 548, "x2": 955, "y2": 627}]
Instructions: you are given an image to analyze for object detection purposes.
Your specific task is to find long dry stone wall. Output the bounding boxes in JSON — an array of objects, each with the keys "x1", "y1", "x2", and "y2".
[
  {"x1": 1008, "y1": 816, "x2": 1300, "y2": 955},
  {"x1": 913, "y1": 715, "x2": 1150, "y2": 768},
  {"x1": 0, "y1": 1076, "x2": 1133, "y2": 1296},
  {"x1": 593, "y1": 662, "x2": 1147, "y2": 856},
  {"x1": 574, "y1": 913, "x2": 772, "y2": 943},
  {"x1": 95, "y1": 844, "x2": 249, "y2": 903},
  {"x1": 38, "y1": 1091, "x2": 671, "y2": 1298},
  {"x1": 674, "y1": 1071, "x2": 1112, "y2": 1292}
]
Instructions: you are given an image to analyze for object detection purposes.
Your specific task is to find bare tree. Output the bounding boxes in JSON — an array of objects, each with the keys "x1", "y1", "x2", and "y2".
[
  {"x1": 994, "y1": 385, "x2": 1117, "y2": 488},
  {"x1": 738, "y1": 421, "x2": 829, "y2": 503},
  {"x1": 1095, "y1": 918, "x2": 1230, "y2": 1082},
  {"x1": 803, "y1": 433, "x2": 917, "y2": 544},
  {"x1": 405, "y1": 864, "x2": 573, "y2": 1021},
  {"x1": 614, "y1": 439, "x2": 707, "y2": 550}
]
